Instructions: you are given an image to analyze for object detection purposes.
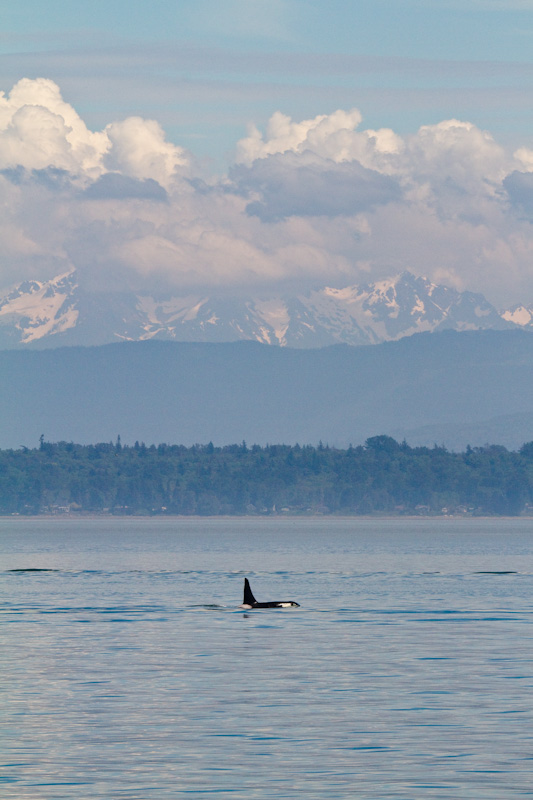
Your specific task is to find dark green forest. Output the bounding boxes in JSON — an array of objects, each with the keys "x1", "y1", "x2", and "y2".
[{"x1": 2, "y1": 436, "x2": 533, "y2": 516}]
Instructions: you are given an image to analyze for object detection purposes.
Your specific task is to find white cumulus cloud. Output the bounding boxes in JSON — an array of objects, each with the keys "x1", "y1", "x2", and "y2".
[
  {"x1": 0, "y1": 78, "x2": 188, "y2": 184},
  {"x1": 0, "y1": 78, "x2": 108, "y2": 176},
  {"x1": 2, "y1": 78, "x2": 533, "y2": 306},
  {"x1": 104, "y1": 117, "x2": 189, "y2": 188},
  {"x1": 235, "y1": 108, "x2": 404, "y2": 174}
]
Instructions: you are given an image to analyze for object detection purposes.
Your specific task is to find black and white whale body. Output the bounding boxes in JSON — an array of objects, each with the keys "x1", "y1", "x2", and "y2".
[{"x1": 241, "y1": 578, "x2": 300, "y2": 609}]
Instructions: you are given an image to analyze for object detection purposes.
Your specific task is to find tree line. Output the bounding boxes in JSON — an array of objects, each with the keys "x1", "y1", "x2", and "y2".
[{"x1": 1, "y1": 435, "x2": 533, "y2": 516}]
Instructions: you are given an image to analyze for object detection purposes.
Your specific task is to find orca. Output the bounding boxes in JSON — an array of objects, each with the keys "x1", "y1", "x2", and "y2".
[{"x1": 241, "y1": 577, "x2": 300, "y2": 609}]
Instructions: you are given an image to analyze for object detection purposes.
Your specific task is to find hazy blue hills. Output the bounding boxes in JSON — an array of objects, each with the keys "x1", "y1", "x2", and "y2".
[{"x1": 2, "y1": 329, "x2": 533, "y2": 451}]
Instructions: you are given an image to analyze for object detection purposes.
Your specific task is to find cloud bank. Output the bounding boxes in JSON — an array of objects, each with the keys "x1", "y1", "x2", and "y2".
[{"x1": 2, "y1": 77, "x2": 533, "y2": 304}]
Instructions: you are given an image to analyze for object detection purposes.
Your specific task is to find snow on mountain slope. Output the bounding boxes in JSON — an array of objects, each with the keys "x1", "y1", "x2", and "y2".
[
  {"x1": 0, "y1": 272, "x2": 78, "y2": 344},
  {"x1": 0, "y1": 269, "x2": 522, "y2": 349},
  {"x1": 298, "y1": 272, "x2": 511, "y2": 344},
  {"x1": 502, "y1": 304, "x2": 533, "y2": 328}
]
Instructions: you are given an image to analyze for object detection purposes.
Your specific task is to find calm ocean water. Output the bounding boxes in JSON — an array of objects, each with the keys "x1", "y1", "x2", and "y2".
[{"x1": 2, "y1": 516, "x2": 533, "y2": 799}]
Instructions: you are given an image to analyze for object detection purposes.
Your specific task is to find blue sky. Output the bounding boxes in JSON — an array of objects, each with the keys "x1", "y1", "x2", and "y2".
[
  {"x1": 3, "y1": 1, "x2": 533, "y2": 304},
  {"x1": 4, "y1": 0, "x2": 533, "y2": 163}
]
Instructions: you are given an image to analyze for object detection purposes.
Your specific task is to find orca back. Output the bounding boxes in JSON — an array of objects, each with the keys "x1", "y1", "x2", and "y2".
[{"x1": 242, "y1": 577, "x2": 300, "y2": 608}]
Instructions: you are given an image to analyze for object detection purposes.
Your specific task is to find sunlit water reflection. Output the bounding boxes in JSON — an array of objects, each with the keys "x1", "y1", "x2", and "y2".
[{"x1": 2, "y1": 517, "x2": 533, "y2": 798}]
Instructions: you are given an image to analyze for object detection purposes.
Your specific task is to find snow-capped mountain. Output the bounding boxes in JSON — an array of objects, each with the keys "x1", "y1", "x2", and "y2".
[{"x1": 0, "y1": 269, "x2": 522, "y2": 349}]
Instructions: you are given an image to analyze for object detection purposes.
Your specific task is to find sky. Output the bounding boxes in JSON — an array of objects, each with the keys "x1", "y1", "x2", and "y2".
[{"x1": 3, "y1": 1, "x2": 533, "y2": 304}]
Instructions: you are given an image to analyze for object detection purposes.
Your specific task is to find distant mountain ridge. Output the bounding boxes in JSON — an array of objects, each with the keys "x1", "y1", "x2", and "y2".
[
  {"x1": 0, "y1": 269, "x2": 525, "y2": 349},
  {"x1": 2, "y1": 330, "x2": 533, "y2": 451}
]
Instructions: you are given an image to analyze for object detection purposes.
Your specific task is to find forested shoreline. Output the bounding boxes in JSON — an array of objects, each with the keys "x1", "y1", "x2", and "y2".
[{"x1": 2, "y1": 436, "x2": 533, "y2": 517}]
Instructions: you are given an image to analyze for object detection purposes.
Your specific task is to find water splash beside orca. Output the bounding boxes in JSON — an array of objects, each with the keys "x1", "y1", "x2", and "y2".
[{"x1": 240, "y1": 578, "x2": 300, "y2": 609}]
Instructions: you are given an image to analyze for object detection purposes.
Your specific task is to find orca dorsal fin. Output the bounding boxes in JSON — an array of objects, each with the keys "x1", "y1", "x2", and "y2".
[{"x1": 243, "y1": 578, "x2": 257, "y2": 606}]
